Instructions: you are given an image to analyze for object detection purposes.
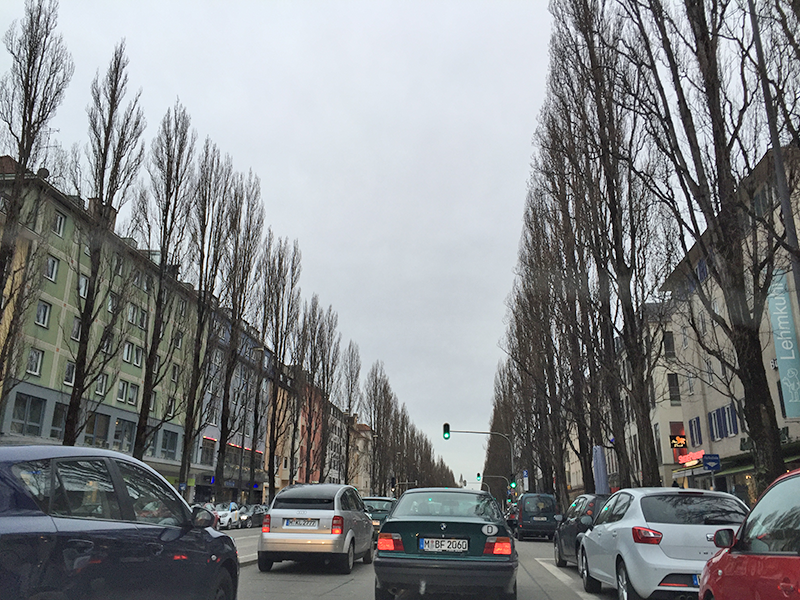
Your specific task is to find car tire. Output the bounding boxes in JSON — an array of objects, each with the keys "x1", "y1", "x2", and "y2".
[
  {"x1": 337, "y1": 541, "x2": 355, "y2": 574},
  {"x1": 581, "y1": 549, "x2": 601, "y2": 594},
  {"x1": 210, "y1": 568, "x2": 234, "y2": 600},
  {"x1": 362, "y1": 541, "x2": 374, "y2": 564},
  {"x1": 554, "y1": 535, "x2": 567, "y2": 567},
  {"x1": 499, "y1": 580, "x2": 517, "y2": 600},
  {"x1": 516, "y1": 529, "x2": 524, "y2": 542},
  {"x1": 616, "y1": 560, "x2": 643, "y2": 600},
  {"x1": 246, "y1": 518, "x2": 253, "y2": 528},
  {"x1": 375, "y1": 577, "x2": 393, "y2": 600},
  {"x1": 258, "y1": 552, "x2": 273, "y2": 572}
]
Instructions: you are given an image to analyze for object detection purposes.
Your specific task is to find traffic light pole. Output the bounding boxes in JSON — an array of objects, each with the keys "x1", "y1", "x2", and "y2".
[{"x1": 446, "y1": 428, "x2": 515, "y2": 489}]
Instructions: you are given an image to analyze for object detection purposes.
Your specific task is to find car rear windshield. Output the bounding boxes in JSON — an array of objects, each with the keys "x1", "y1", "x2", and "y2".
[
  {"x1": 523, "y1": 495, "x2": 557, "y2": 514},
  {"x1": 640, "y1": 493, "x2": 748, "y2": 525},
  {"x1": 393, "y1": 491, "x2": 501, "y2": 521},
  {"x1": 365, "y1": 500, "x2": 394, "y2": 512},
  {"x1": 273, "y1": 496, "x2": 335, "y2": 510}
]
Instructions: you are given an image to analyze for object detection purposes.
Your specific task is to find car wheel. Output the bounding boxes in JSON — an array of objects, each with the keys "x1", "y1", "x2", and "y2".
[
  {"x1": 554, "y1": 535, "x2": 567, "y2": 568},
  {"x1": 246, "y1": 518, "x2": 253, "y2": 528},
  {"x1": 375, "y1": 577, "x2": 393, "y2": 600},
  {"x1": 337, "y1": 541, "x2": 355, "y2": 574},
  {"x1": 499, "y1": 580, "x2": 517, "y2": 600},
  {"x1": 516, "y1": 529, "x2": 524, "y2": 542},
  {"x1": 210, "y1": 568, "x2": 233, "y2": 600},
  {"x1": 258, "y1": 552, "x2": 273, "y2": 572},
  {"x1": 362, "y1": 541, "x2": 374, "y2": 564},
  {"x1": 616, "y1": 560, "x2": 643, "y2": 600},
  {"x1": 581, "y1": 549, "x2": 601, "y2": 594}
]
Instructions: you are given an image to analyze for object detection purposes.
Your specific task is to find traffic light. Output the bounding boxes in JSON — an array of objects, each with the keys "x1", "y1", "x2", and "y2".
[
  {"x1": 476, "y1": 473, "x2": 481, "y2": 482},
  {"x1": 391, "y1": 476, "x2": 396, "y2": 491},
  {"x1": 443, "y1": 423, "x2": 450, "y2": 439},
  {"x1": 510, "y1": 480, "x2": 516, "y2": 489}
]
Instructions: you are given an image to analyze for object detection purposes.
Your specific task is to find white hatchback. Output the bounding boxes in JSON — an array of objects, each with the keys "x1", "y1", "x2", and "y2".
[{"x1": 578, "y1": 487, "x2": 748, "y2": 600}]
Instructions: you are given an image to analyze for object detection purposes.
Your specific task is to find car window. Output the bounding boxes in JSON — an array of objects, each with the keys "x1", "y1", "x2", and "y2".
[
  {"x1": 115, "y1": 460, "x2": 189, "y2": 526},
  {"x1": 51, "y1": 459, "x2": 121, "y2": 521},
  {"x1": 738, "y1": 474, "x2": 800, "y2": 553},
  {"x1": 584, "y1": 496, "x2": 607, "y2": 519},
  {"x1": 366, "y1": 500, "x2": 395, "y2": 512},
  {"x1": 566, "y1": 497, "x2": 585, "y2": 519},
  {"x1": 350, "y1": 490, "x2": 365, "y2": 511},
  {"x1": 339, "y1": 491, "x2": 354, "y2": 511},
  {"x1": 393, "y1": 492, "x2": 502, "y2": 521},
  {"x1": 523, "y1": 495, "x2": 557, "y2": 514},
  {"x1": 607, "y1": 493, "x2": 632, "y2": 523},
  {"x1": 593, "y1": 494, "x2": 618, "y2": 526},
  {"x1": 10, "y1": 460, "x2": 51, "y2": 512},
  {"x1": 274, "y1": 495, "x2": 335, "y2": 510},
  {"x1": 640, "y1": 493, "x2": 748, "y2": 525}
]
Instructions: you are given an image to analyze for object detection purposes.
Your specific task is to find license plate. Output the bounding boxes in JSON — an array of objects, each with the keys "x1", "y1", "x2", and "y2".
[
  {"x1": 420, "y1": 538, "x2": 468, "y2": 552},
  {"x1": 533, "y1": 517, "x2": 548, "y2": 521},
  {"x1": 692, "y1": 574, "x2": 699, "y2": 586},
  {"x1": 284, "y1": 518, "x2": 319, "y2": 528}
]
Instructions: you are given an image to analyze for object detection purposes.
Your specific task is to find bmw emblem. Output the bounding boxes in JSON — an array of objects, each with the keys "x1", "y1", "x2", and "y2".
[{"x1": 440, "y1": 523, "x2": 447, "y2": 531}]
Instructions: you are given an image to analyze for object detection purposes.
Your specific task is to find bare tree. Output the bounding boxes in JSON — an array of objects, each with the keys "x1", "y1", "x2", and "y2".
[
  {"x1": 339, "y1": 340, "x2": 361, "y2": 483},
  {"x1": 316, "y1": 304, "x2": 340, "y2": 482},
  {"x1": 131, "y1": 100, "x2": 195, "y2": 459},
  {"x1": 62, "y1": 40, "x2": 145, "y2": 446}
]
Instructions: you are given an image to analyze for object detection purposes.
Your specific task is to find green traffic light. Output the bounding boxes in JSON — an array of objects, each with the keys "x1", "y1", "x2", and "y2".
[
  {"x1": 510, "y1": 481, "x2": 516, "y2": 488},
  {"x1": 477, "y1": 473, "x2": 481, "y2": 481},
  {"x1": 443, "y1": 423, "x2": 450, "y2": 439}
]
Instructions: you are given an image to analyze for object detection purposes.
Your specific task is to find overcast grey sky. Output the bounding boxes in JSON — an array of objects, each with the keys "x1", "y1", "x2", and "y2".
[{"x1": 0, "y1": 0, "x2": 551, "y2": 487}]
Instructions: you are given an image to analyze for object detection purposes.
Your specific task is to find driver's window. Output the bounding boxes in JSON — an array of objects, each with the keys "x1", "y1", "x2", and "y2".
[
  {"x1": 608, "y1": 493, "x2": 632, "y2": 524},
  {"x1": 738, "y1": 474, "x2": 800, "y2": 553},
  {"x1": 116, "y1": 460, "x2": 188, "y2": 527},
  {"x1": 593, "y1": 495, "x2": 618, "y2": 526}
]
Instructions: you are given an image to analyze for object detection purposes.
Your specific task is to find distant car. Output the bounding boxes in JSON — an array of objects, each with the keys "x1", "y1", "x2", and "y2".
[
  {"x1": 258, "y1": 483, "x2": 374, "y2": 573},
  {"x1": 215, "y1": 501, "x2": 241, "y2": 529},
  {"x1": 579, "y1": 487, "x2": 748, "y2": 599},
  {"x1": 239, "y1": 503, "x2": 267, "y2": 528},
  {"x1": 553, "y1": 493, "x2": 609, "y2": 567},
  {"x1": 0, "y1": 445, "x2": 239, "y2": 600},
  {"x1": 516, "y1": 493, "x2": 558, "y2": 540},
  {"x1": 701, "y1": 468, "x2": 800, "y2": 600},
  {"x1": 374, "y1": 487, "x2": 518, "y2": 600},
  {"x1": 363, "y1": 496, "x2": 397, "y2": 539}
]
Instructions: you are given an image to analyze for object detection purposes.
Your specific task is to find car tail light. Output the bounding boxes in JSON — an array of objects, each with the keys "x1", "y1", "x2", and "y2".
[
  {"x1": 483, "y1": 536, "x2": 513, "y2": 555},
  {"x1": 332, "y1": 515, "x2": 343, "y2": 535},
  {"x1": 632, "y1": 526, "x2": 662, "y2": 544},
  {"x1": 262, "y1": 515, "x2": 270, "y2": 533},
  {"x1": 377, "y1": 532, "x2": 404, "y2": 551}
]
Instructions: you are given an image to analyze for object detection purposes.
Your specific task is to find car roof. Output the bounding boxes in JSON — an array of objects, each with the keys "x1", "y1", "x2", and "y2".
[
  {"x1": 362, "y1": 496, "x2": 396, "y2": 501},
  {"x1": 0, "y1": 444, "x2": 148, "y2": 465},
  {"x1": 612, "y1": 487, "x2": 743, "y2": 500},
  {"x1": 402, "y1": 487, "x2": 489, "y2": 496},
  {"x1": 276, "y1": 483, "x2": 350, "y2": 499}
]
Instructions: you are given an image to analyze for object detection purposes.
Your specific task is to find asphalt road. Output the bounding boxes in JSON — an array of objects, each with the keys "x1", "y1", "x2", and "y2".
[{"x1": 229, "y1": 528, "x2": 618, "y2": 600}]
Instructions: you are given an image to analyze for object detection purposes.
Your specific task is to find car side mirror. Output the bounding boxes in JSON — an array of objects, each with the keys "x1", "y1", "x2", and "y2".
[
  {"x1": 713, "y1": 528, "x2": 735, "y2": 548},
  {"x1": 554, "y1": 514, "x2": 563, "y2": 523},
  {"x1": 192, "y1": 506, "x2": 217, "y2": 529},
  {"x1": 579, "y1": 515, "x2": 593, "y2": 528}
]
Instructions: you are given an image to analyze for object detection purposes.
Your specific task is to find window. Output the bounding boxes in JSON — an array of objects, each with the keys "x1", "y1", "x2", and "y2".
[
  {"x1": 101, "y1": 332, "x2": 113, "y2": 354},
  {"x1": 83, "y1": 413, "x2": 110, "y2": 447},
  {"x1": 171, "y1": 363, "x2": 180, "y2": 383},
  {"x1": 45, "y1": 255, "x2": 58, "y2": 282},
  {"x1": 705, "y1": 358, "x2": 714, "y2": 384},
  {"x1": 689, "y1": 416, "x2": 703, "y2": 447},
  {"x1": 113, "y1": 419, "x2": 136, "y2": 453},
  {"x1": 200, "y1": 438, "x2": 215, "y2": 466},
  {"x1": 127, "y1": 383, "x2": 139, "y2": 406},
  {"x1": 667, "y1": 373, "x2": 681, "y2": 406},
  {"x1": 70, "y1": 317, "x2": 81, "y2": 341},
  {"x1": 663, "y1": 331, "x2": 675, "y2": 358},
  {"x1": 681, "y1": 326, "x2": 688, "y2": 349},
  {"x1": 708, "y1": 406, "x2": 736, "y2": 441},
  {"x1": 711, "y1": 299, "x2": 719, "y2": 327},
  {"x1": 63, "y1": 361, "x2": 76, "y2": 386},
  {"x1": 116, "y1": 460, "x2": 187, "y2": 526},
  {"x1": 52, "y1": 211, "x2": 66, "y2": 236},
  {"x1": 737, "y1": 473, "x2": 800, "y2": 553},
  {"x1": 51, "y1": 459, "x2": 121, "y2": 519},
  {"x1": 78, "y1": 274, "x2": 89, "y2": 299},
  {"x1": 107, "y1": 292, "x2": 118, "y2": 313},
  {"x1": 699, "y1": 313, "x2": 707, "y2": 336},
  {"x1": 128, "y1": 303, "x2": 137, "y2": 324},
  {"x1": 161, "y1": 430, "x2": 178, "y2": 461},
  {"x1": 35, "y1": 300, "x2": 51, "y2": 327},
  {"x1": 11, "y1": 393, "x2": 45, "y2": 435},
  {"x1": 117, "y1": 380, "x2": 128, "y2": 403},
  {"x1": 178, "y1": 298, "x2": 187, "y2": 318},
  {"x1": 687, "y1": 374, "x2": 695, "y2": 395},
  {"x1": 50, "y1": 403, "x2": 67, "y2": 440},
  {"x1": 165, "y1": 396, "x2": 175, "y2": 418},
  {"x1": 173, "y1": 331, "x2": 183, "y2": 349},
  {"x1": 133, "y1": 345, "x2": 143, "y2": 367},
  {"x1": 123, "y1": 341, "x2": 133, "y2": 362},
  {"x1": 724, "y1": 403, "x2": 739, "y2": 437},
  {"x1": 137, "y1": 307, "x2": 147, "y2": 330},
  {"x1": 96, "y1": 373, "x2": 108, "y2": 396},
  {"x1": 27, "y1": 348, "x2": 43, "y2": 376},
  {"x1": 696, "y1": 258, "x2": 708, "y2": 282}
]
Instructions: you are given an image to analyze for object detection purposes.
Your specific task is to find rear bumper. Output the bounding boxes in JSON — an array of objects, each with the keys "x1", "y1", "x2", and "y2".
[
  {"x1": 258, "y1": 532, "x2": 347, "y2": 558},
  {"x1": 518, "y1": 521, "x2": 556, "y2": 537},
  {"x1": 374, "y1": 555, "x2": 517, "y2": 593}
]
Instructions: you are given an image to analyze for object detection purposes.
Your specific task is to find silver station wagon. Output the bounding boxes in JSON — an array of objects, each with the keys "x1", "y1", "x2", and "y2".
[{"x1": 258, "y1": 483, "x2": 374, "y2": 574}]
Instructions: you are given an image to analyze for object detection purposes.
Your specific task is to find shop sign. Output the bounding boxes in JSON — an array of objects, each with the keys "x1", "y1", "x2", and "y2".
[
  {"x1": 670, "y1": 435, "x2": 687, "y2": 448},
  {"x1": 768, "y1": 271, "x2": 800, "y2": 418},
  {"x1": 678, "y1": 449, "x2": 705, "y2": 464}
]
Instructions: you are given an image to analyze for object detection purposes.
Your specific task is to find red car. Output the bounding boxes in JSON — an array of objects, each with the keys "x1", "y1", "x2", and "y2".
[{"x1": 700, "y1": 468, "x2": 800, "y2": 600}]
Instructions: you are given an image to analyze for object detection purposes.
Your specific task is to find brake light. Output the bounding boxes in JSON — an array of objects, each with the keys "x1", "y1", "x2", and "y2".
[
  {"x1": 332, "y1": 515, "x2": 343, "y2": 535},
  {"x1": 261, "y1": 515, "x2": 270, "y2": 533},
  {"x1": 483, "y1": 536, "x2": 513, "y2": 555},
  {"x1": 632, "y1": 526, "x2": 662, "y2": 544},
  {"x1": 377, "y1": 532, "x2": 404, "y2": 551}
]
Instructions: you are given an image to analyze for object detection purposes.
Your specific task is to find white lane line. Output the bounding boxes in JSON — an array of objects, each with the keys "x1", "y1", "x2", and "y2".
[{"x1": 535, "y1": 558, "x2": 604, "y2": 600}]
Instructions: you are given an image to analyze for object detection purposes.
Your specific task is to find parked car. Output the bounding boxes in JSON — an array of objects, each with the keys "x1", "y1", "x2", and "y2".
[
  {"x1": 0, "y1": 445, "x2": 239, "y2": 600},
  {"x1": 258, "y1": 483, "x2": 374, "y2": 573},
  {"x1": 579, "y1": 487, "x2": 748, "y2": 599},
  {"x1": 374, "y1": 487, "x2": 518, "y2": 600},
  {"x1": 554, "y1": 493, "x2": 609, "y2": 567},
  {"x1": 239, "y1": 503, "x2": 267, "y2": 528},
  {"x1": 701, "y1": 468, "x2": 800, "y2": 600},
  {"x1": 214, "y1": 501, "x2": 241, "y2": 529},
  {"x1": 516, "y1": 492, "x2": 559, "y2": 540},
  {"x1": 362, "y1": 496, "x2": 397, "y2": 540}
]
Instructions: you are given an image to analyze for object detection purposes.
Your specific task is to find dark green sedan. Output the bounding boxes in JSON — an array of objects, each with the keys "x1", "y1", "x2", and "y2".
[{"x1": 373, "y1": 488, "x2": 518, "y2": 600}]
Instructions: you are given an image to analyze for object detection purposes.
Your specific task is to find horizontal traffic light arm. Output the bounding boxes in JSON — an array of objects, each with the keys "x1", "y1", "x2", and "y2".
[{"x1": 440, "y1": 426, "x2": 515, "y2": 489}]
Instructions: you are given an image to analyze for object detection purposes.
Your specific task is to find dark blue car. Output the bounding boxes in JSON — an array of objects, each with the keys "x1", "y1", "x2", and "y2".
[{"x1": 0, "y1": 445, "x2": 239, "y2": 600}]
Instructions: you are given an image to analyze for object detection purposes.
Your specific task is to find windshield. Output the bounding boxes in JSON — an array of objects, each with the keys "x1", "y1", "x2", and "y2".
[
  {"x1": 640, "y1": 494, "x2": 748, "y2": 525},
  {"x1": 393, "y1": 491, "x2": 502, "y2": 521},
  {"x1": 365, "y1": 500, "x2": 395, "y2": 512},
  {"x1": 273, "y1": 496, "x2": 335, "y2": 510},
  {"x1": 523, "y1": 495, "x2": 557, "y2": 515}
]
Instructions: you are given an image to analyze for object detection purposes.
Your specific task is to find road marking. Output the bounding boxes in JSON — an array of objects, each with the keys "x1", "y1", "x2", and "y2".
[{"x1": 535, "y1": 558, "x2": 603, "y2": 600}]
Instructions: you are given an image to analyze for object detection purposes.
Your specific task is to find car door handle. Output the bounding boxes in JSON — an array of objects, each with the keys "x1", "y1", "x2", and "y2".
[
  {"x1": 65, "y1": 539, "x2": 94, "y2": 553},
  {"x1": 778, "y1": 582, "x2": 795, "y2": 595},
  {"x1": 146, "y1": 542, "x2": 164, "y2": 556},
  {"x1": 611, "y1": 532, "x2": 617, "y2": 538}
]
